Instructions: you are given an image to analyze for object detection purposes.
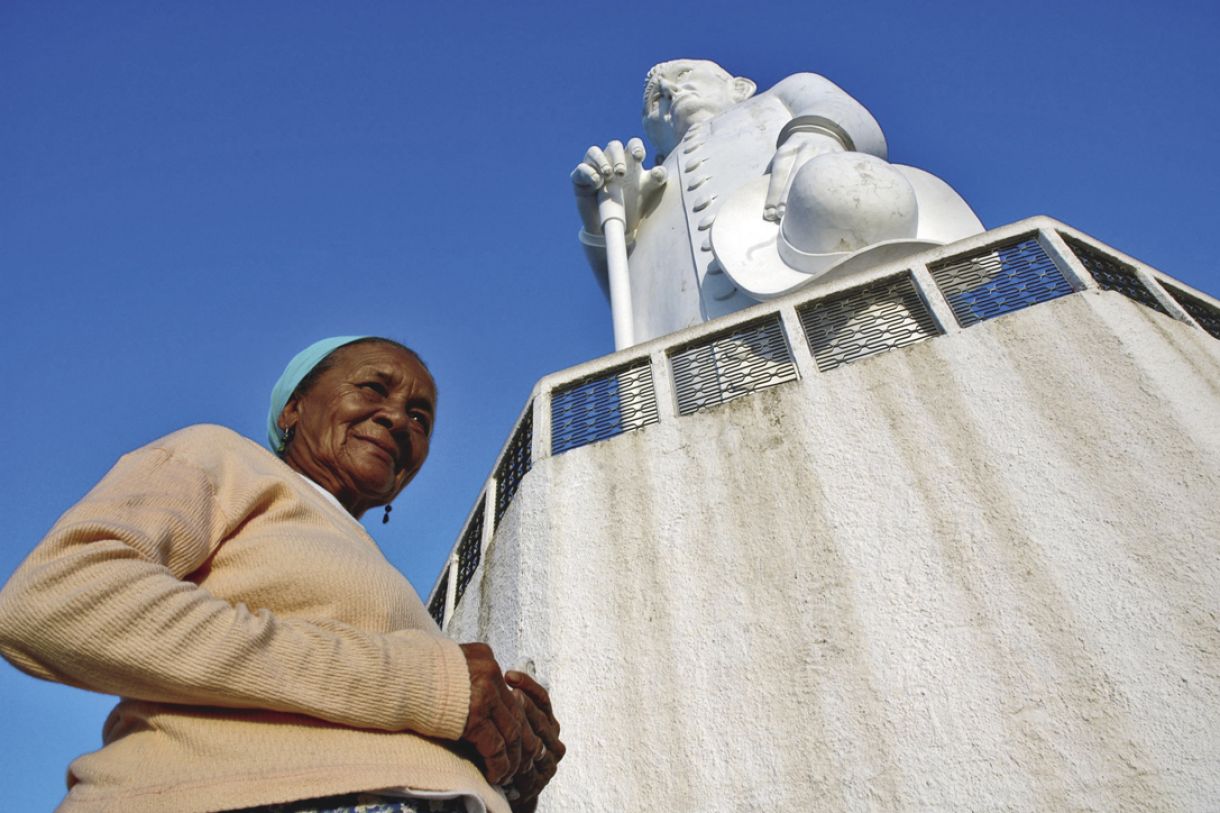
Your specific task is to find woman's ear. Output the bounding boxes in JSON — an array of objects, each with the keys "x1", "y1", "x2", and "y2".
[{"x1": 278, "y1": 398, "x2": 300, "y2": 433}]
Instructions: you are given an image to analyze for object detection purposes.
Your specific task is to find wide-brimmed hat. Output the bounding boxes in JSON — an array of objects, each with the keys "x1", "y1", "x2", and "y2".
[{"x1": 711, "y1": 154, "x2": 941, "y2": 300}]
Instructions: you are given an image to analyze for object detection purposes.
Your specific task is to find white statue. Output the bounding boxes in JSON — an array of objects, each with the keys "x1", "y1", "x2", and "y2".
[{"x1": 572, "y1": 59, "x2": 984, "y2": 348}]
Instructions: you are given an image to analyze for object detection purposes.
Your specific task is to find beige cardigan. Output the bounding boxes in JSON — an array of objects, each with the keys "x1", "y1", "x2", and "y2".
[{"x1": 0, "y1": 424, "x2": 507, "y2": 813}]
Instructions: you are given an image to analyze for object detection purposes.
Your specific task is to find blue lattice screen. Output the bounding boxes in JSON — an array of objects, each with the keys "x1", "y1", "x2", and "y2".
[
  {"x1": 1164, "y1": 284, "x2": 1220, "y2": 340},
  {"x1": 454, "y1": 507, "x2": 486, "y2": 604},
  {"x1": 929, "y1": 236, "x2": 1073, "y2": 327},
  {"x1": 551, "y1": 363, "x2": 659, "y2": 455},
  {"x1": 669, "y1": 316, "x2": 798, "y2": 415},
  {"x1": 1062, "y1": 234, "x2": 1167, "y2": 314},
  {"x1": 799, "y1": 274, "x2": 941, "y2": 371},
  {"x1": 428, "y1": 568, "x2": 448, "y2": 627},
  {"x1": 494, "y1": 406, "x2": 533, "y2": 524}
]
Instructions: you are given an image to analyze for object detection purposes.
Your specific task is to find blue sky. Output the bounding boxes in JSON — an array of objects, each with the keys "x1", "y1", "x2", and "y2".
[{"x1": 2, "y1": 0, "x2": 1218, "y2": 806}]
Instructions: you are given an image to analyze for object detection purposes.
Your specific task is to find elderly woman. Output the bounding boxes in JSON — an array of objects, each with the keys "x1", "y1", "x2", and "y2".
[{"x1": 0, "y1": 336, "x2": 562, "y2": 813}]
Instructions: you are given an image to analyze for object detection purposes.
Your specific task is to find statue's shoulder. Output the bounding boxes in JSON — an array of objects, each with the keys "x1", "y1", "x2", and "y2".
[{"x1": 766, "y1": 71, "x2": 844, "y2": 99}]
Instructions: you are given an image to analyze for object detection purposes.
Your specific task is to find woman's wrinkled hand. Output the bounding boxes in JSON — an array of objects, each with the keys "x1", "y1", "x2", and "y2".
[
  {"x1": 502, "y1": 670, "x2": 565, "y2": 811},
  {"x1": 459, "y1": 643, "x2": 524, "y2": 785}
]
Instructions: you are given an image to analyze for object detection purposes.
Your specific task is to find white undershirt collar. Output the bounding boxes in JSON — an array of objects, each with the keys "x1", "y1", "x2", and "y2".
[{"x1": 295, "y1": 472, "x2": 354, "y2": 517}]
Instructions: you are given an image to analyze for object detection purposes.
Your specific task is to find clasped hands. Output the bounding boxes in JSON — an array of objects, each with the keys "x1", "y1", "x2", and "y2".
[{"x1": 460, "y1": 643, "x2": 564, "y2": 812}]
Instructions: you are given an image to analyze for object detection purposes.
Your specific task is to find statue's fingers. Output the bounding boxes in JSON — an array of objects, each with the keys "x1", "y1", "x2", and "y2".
[
  {"x1": 585, "y1": 146, "x2": 612, "y2": 178},
  {"x1": 763, "y1": 153, "x2": 795, "y2": 222},
  {"x1": 626, "y1": 137, "x2": 646, "y2": 164},
  {"x1": 763, "y1": 185, "x2": 782, "y2": 221},
  {"x1": 641, "y1": 165, "x2": 668, "y2": 196},
  {"x1": 605, "y1": 140, "x2": 627, "y2": 176},
  {"x1": 571, "y1": 164, "x2": 604, "y2": 191}
]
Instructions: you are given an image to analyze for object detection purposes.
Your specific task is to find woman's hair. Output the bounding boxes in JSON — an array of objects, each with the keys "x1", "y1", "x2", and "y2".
[{"x1": 290, "y1": 337, "x2": 428, "y2": 401}]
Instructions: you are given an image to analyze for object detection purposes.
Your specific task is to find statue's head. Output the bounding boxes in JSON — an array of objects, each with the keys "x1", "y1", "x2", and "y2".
[{"x1": 642, "y1": 60, "x2": 756, "y2": 159}]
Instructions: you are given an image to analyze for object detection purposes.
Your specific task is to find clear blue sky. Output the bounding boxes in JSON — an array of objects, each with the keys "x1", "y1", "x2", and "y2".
[{"x1": 2, "y1": 0, "x2": 1217, "y2": 806}]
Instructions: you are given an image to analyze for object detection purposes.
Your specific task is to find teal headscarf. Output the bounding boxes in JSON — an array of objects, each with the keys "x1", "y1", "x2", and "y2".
[{"x1": 267, "y1": 336, "x2": 369, "y2": 453}]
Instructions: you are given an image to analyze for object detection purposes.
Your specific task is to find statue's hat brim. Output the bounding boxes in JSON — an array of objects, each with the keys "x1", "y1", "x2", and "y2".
[{"x1": 712, "y1": 176, "x2": 940, "y2": 301}]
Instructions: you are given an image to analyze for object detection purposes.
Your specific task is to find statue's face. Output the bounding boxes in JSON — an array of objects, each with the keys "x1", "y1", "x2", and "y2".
[{"x1": 643, "y1": 60, "x2": 740, "y2": 154}]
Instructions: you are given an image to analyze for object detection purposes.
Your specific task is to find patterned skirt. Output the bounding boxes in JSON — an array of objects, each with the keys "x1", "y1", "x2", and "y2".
[{"x1": 229, "y1": 791, "x2": 471, "y2": 812}]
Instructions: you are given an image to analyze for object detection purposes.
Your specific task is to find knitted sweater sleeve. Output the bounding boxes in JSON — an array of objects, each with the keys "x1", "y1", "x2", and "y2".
[{"x1": 0, "y1": 437, "x2": 470, "y2": 741}]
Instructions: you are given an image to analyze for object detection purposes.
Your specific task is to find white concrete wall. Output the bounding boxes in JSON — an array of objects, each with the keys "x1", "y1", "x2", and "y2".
[{"x1": 448, "y1": 290, "x2": 1220, "y2": 811}]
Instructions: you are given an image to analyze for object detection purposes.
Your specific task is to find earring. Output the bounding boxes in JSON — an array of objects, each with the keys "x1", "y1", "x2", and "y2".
[
  {"x1": 382, "y1": 504, "x2": 393, "y2": 524},
  {"x1": 283, "y1": 425, "x2": 296, "y2": 446}
]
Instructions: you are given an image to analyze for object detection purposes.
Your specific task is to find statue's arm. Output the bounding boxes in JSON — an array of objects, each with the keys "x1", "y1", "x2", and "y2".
[
  {"x1": 578, "y1": 231, "x2": 612, "y2": 301},
  {"x1": 769, "y1": 72, "x2": 887, "y2": 158},
  {"x1": 760, "y1": 73, "x2": 890, "y2": 221}
]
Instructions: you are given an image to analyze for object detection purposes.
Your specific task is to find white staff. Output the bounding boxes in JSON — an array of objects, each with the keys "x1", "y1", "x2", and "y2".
[
  {"x1": 572, "y1": 138, "x2": 668, "y2": 351},
  {"x1": 598, "y1": 176, "x2": 633, "y2": 350}
]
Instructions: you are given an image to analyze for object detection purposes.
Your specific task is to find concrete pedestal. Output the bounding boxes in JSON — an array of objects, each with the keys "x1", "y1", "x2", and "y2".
[{"x1": 444, "y1": 221, "x2": 1220, "y2": 811}]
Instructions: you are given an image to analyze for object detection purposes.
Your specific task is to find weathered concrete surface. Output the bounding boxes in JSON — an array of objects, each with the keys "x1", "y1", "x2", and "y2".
[{"x1": 451, "y1": 291, "x2": 1220, "y2": 812}]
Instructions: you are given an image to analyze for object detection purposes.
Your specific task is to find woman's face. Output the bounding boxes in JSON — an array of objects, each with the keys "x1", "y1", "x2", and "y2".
[{"x1": 279, "y1": 342, "x2": 436, "y2": 517}]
